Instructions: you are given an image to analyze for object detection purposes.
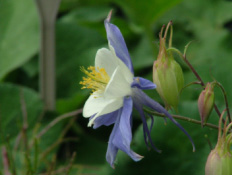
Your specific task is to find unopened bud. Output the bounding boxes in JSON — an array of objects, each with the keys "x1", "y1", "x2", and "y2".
[
  {"x1": 153, "y1": 22, "x2": 184, "y2": 110},
  {"x1": 198, "y1": 83, "x2": 215, "y2": 127},
  {"x1": 205, "y1": 113, "x2": 232, "y2": 175},
  {"x1": 205, "y1": 149, "x2": 232, "y2": 175}
]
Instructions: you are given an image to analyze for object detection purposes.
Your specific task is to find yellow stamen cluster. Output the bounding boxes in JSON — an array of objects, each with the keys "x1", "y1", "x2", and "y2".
[{"x1": 80, "y1": 66, "x2": 110, "y2": 93}]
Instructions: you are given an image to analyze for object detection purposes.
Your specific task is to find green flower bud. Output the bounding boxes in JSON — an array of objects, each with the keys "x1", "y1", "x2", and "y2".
[
  {"x1": 153, "y1": 22, "x2": 184, "y2": 110},
  {"x1": 198, "y1": 83, "x2": 215, "y2": 127},
  {"x1": 205, "y1": 149, "x2": 232, "y2": 175},
  {"x1": 205, "y1": 114, "x2": 232, "y2": 175}
]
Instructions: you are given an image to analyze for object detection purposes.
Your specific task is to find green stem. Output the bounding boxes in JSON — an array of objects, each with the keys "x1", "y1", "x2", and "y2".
[
  {"x1": 167, "y1": 47, "x2": 223, "y2": 120},
  {"x1": 33, "y1": 138, "x2": 39, "y2": 173},
  {"x1": 204, "y1": 134, "x2": 213, "y2": 150},
  {"x1": 20, "y1": 89, "x2": 29, "y2": 152},
  {"x1": 167, "y1": 47, "x2": 205, "y2": 86},
  {"x1": 65, "y1": 152, "x2": 76, "y2": 175},
  {"x1": 180, "y1": 81, "x2": 201, "y2": 94},
  {"x1": 36, "y1": 109, "x2": 82, "y2": 139},
  {"x1": 24, "y1": 153, "x2": 33, "y2": 175},
  {"x1": 213, "y1": 81, "x2": 231, "y2": 123},
  {"x1": 144, "y1": 108, "x2": 219, "y2": 130},
  {"x1": 5, "y1": 137, "x2": 17, "y2": 175}
]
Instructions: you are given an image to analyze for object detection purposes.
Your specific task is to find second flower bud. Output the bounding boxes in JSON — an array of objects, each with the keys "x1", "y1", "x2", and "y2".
[{"x1": 198, "y1": 82, "x2": 215, "y2": 127}]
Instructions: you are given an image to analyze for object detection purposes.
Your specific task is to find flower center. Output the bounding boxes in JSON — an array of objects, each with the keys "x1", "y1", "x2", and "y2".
[{"x1": 80, "y1": 66, "x2": 110, "y2": 93}]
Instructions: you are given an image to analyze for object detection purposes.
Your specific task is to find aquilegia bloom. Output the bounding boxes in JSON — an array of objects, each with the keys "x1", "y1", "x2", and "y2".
[{"x1": 80, "y1": 11, "x2": 195, "y2": 168}]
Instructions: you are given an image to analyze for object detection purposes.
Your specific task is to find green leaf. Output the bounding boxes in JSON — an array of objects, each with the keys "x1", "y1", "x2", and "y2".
[
  {"x1": 22, "y1": 55, "x2": 39, "y2": 78},
  {"x1": 0, "y1": 0, "x2": 39, "y2": 80},
  {"x1": 62, "y1": 6, "x2": 111, "y2": 23},
  {"x1": 0, "y1": 83, "x2": 43, "y2": 144},
  {"x1": 59, "y1": 0, "x2": 80, "y2": 12},
  {"x1": 56, "y1": 91, "x2": 88, "y2": 114},
  {"x1": 113, "y1": 0, "x2": 183, "y2": 28},
  {"x1": 74, "y1": 135, "x2": 107, "y2": 165},
  {"x1": 131, "y1": 35, "x2": 156, "y2": 70}
]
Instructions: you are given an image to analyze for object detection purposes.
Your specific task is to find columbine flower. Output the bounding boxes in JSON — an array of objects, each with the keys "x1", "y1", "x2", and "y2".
[{"x1": 80, "y1": 11, "x2": 195, "y2": 168}]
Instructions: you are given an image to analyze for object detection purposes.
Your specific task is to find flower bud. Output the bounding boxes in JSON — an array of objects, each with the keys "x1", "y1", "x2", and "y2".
[
  {"x1": 153, "y1": 22, "x2": 184, "y2": 110},
  {"x1": 205, "y1": 114, "x2": 232, "y2": 175},
  {"x1": 205, "y1": 149, "x2": 232, "y2": 175},
  {"x1": 198, "y1": 83, "x2": 215, "y2": 127}
]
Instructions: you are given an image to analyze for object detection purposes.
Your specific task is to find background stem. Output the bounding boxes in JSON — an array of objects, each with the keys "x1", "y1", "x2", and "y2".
[{"x1": 35, "y1": 0, "x2": 61, "y2": 111}]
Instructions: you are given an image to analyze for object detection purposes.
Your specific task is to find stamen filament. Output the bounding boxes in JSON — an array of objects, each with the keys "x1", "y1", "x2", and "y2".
[{"x1": 80, "y1": 66, "x2": 110, "y2": 93}]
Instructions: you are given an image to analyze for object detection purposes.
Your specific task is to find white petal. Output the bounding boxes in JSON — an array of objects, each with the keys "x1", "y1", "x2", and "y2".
[
  {"x1": 83, "y1": 91, "x2": 124, "y2": 118},
  {"x1": 88, "y1": 98, "x2": 123, "y2": 127},
  {"x1": 109, "y1": 45, "x2": 134, "y2": 82},
  {"x1": 83, "y1": 93, "x2": 109, "y2": 118},
  {"x1": 104, "y1": 66, "x2": 132, "y2": 98},
  {"x1": 95, "y1": 48, "x2": 118, "y2": 77}
]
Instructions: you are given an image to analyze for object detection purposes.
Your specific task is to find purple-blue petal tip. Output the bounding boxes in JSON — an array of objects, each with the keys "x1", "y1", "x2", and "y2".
[
  {"x1": 104, "y1": 10, "x2": 134, "y2": 74},
  {"x1": 133, "y1": 88, "x2": 195, "y2": 152}
]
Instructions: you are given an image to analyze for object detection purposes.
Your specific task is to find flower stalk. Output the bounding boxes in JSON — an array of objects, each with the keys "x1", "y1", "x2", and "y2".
[
  {"x1": 166, "y1": 47, "x2": 229, "y2": 123},
  {"x1": 212, "y1": 81, "x2": 231, "y2": 123},
  {"x1": 144, "y1": 108, "x2": 219, "y2": 130}
]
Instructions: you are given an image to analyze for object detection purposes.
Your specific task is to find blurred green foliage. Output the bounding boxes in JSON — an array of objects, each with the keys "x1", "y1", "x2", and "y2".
[
  {"x1": 0, "y1": 0, "x2": 39, "y2": 80},
  {"x1": 0, "y1": 0, "x2": 232, "y2": 174}
]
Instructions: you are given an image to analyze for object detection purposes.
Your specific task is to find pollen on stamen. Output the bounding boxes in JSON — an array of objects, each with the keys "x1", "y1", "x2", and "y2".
[{"x1": 80, "y1": 66, "x2": 110, "y2": 93}]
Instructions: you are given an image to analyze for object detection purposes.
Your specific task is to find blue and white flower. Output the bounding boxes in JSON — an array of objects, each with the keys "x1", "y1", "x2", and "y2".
[{"x1": 80, "y1": 11, "x2": 195, "y2": 168}]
